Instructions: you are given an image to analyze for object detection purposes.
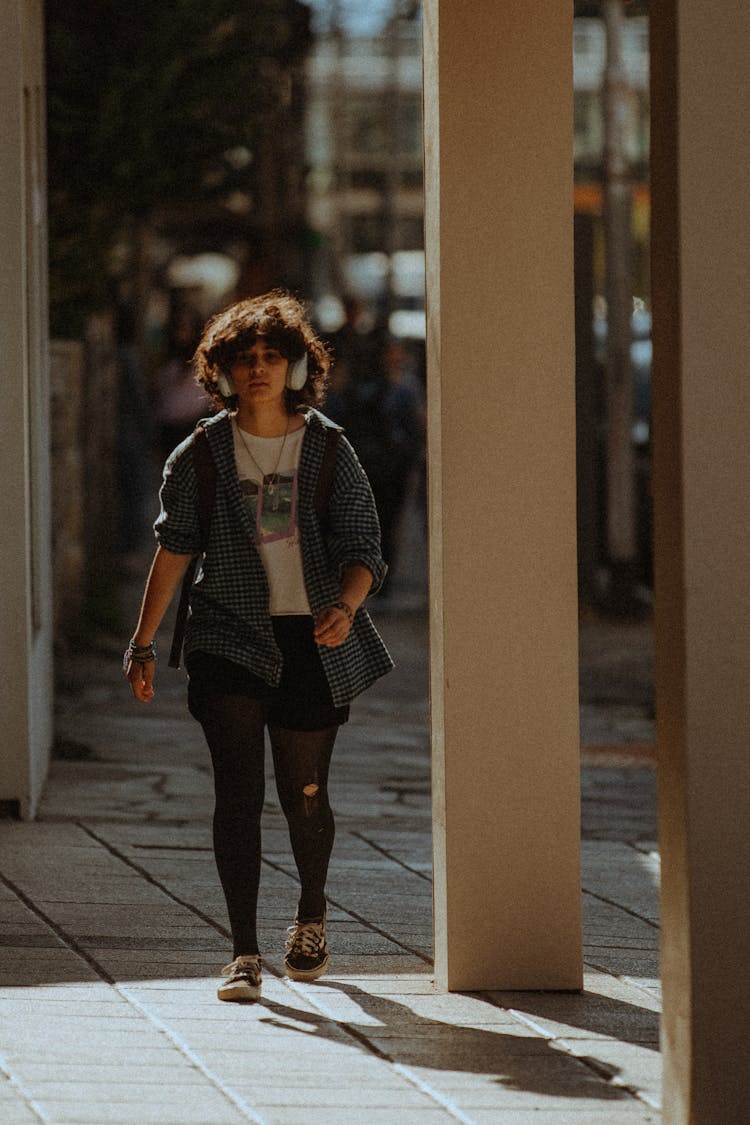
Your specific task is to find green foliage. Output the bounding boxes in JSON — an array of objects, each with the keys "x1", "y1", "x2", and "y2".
[{"x1": 46, "y1": 0, "x2": 310, "y2": 335}]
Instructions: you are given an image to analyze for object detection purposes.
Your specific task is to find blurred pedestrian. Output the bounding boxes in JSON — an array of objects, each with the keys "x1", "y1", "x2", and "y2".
[
  {"x1": 345, "y1": 337, "x2": 423, "y2": 593},
  {"x1": 115, "y1": 303, "x2": 151, "y2": 563},
  {"x1": 157, "y1": 304, "x2": 210, "y2": 461},
  {"x1": 124, "y1": 291, "x2": 392, "y2": 1003}
]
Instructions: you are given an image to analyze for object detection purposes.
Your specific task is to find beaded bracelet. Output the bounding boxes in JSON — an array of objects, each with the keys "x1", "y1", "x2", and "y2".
[
  {"x1": 123, "y1": 639, "x2": 156, "y2": 674},
  {"x1": 332, "y1": 600, "x2": 354, "y2": 625}
]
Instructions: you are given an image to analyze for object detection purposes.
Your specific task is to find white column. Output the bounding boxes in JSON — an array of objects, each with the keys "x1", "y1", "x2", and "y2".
[
  {"x1": 423, "y1": 0, "x2": 582, "y2": 990},
  {"x1": 0, "y1": 0, "x2": 53, "y2": 817},
  {"x1": 651, "y1": 4, "x2": 750, "y2": 1121}
]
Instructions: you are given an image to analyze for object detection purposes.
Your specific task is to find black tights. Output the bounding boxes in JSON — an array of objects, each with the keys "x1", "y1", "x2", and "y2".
[{"x1": 190, "y1": 687, "x2": 338, "y2": 957}]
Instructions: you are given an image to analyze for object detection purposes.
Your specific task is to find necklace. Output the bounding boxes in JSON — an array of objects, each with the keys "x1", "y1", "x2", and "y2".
[{"x1": 234, "y1": 417, "x2": 290, "y2": 494}]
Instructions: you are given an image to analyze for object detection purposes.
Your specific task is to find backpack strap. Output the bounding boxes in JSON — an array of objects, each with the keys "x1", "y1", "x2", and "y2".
[
  {"x1": 168, "y1": 427, "x2": 217, "y2": 669},
  {"x1": 314, "y1": 427, "x2": 340, "y2": 532}
]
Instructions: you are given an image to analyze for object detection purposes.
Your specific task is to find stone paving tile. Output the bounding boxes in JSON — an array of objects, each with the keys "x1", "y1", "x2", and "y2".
[
  {"x1": 0, "y1": 1109, "x2": 40, "y2": 1125},
  {"x1": 3, "y1": 1026, "x2": 172, "y2": 1053},
  {"x1": 297, "y1": 970, "x2": 437, "y2": 995},
  {"x1": 3, "y1": 1045, "x2": 181, "y2": 1066},
  {"x1": 469, "y1": 1109, "x2": 658, "y2": 1124},
  {"x1": 490, "y1": 986, "x2": 660, "y2": 1047},
  {"x1": 232, "y1": 1083, "x2": 439, "y2": 1110},
  {"x1": 83, "y1": 947, "x2": 227, "y2": 965},
  {"x1": 0, "y1": 998, "x2": 143, "y2": 1023},
  {"x1": 0, "y1": 1082, "x2": 33, "y2": 1107},
  {"x1": 403, "y1": 1062, "x2": 646, "y2": 1112},
  {"x1": 581, "y1": 841, "x2": 660, "y2": 925},
  {"x1": 0, "y1": 965, "x2": 101, "y2": 987},
  {"x1": 89, "y1": 959, "x2": 230, "y2": 982},
  {"x1": 313, "y1": 954, "x2": 429, "y2": 975},
  {"x1": 303, "y1": 986, "x2": 535, "y2": 1027},
  {"x1": 0, "y1": 983, "x2": 127, "y2": 1003},
  {"x1": 10, "y1": 1063, "x2": 215, "y2": 1084},
  {"x1": 560, "y1": 1039, "x2": 661, "y2": 1109},
  {"x1": 34, "y1": 1100, "x2": 249, "y2": 1125},
  {"x1": 29, "y1": 1081, "x2": 256, "y2": 1105},
  {"x1": 196, "y1": 1052, "x2": 413, "y2": 1085},
  {"x1": 256, "y1": 1109, "x2": 455, "y2": 1125},
  {"x1": 411, "y1": 1084, "x2": 645, "y2": 1115},
  {"x1": 580, "y1": 767, "x2": 657, "y2": 842}
]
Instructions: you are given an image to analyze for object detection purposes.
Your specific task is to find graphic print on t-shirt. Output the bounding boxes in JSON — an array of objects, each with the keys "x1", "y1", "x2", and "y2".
[{"x1": 239, "y1": 472, "x2": 299, "y2": 543}]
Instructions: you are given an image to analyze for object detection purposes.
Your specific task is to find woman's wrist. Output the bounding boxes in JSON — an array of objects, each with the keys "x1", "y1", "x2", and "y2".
[
  {"x1": 332, "y1": 600, "x2": 354, "y2": 625},
  {"x1": 123, "y1": 637, "x2": 157, "y2": 675},
  {"x1": 130, "y1": 637, "x2": 155, "y2": 651},
  {"x1": 132, "y1": 626, "x2": 156, "y2": 647}
]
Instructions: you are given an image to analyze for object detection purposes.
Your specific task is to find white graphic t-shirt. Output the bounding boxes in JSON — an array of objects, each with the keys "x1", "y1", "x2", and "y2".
[{"x1": 232, "y1": 420, "x2": 311, "y2": 615}]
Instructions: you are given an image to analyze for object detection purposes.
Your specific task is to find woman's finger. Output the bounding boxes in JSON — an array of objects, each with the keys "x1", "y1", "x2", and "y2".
[
  {"x1": 314, "y1": 608, "x2": 338, "y2": 637},
  {"x1": 314, "y1": 607, "x2": 351, "y2": 647}
]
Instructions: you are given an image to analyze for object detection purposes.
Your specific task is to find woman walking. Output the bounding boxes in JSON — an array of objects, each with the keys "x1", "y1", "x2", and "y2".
[{"x1": 124, "y1": 291, "x2": 392, "y2": 1001}]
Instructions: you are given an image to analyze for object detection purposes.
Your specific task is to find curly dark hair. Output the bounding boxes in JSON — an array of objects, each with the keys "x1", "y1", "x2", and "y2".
[{"x1": 193, "y1": 290, "x2": 331, "y2": 413}]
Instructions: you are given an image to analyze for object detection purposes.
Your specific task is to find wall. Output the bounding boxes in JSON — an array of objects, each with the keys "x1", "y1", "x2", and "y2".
[{"x1": 0, "y1": 0, "x2": 53, "y2": 818}]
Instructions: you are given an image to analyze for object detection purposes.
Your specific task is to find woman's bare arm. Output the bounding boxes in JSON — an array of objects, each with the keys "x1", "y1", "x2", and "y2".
[{"x1": 126, "y1": 546, "x2": 193, "y2": 702}]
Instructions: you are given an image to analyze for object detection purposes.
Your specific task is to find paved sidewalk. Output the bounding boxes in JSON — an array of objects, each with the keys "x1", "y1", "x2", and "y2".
[{"x1": 0, "y1": 576, "x2": 659, "y2": 1124}]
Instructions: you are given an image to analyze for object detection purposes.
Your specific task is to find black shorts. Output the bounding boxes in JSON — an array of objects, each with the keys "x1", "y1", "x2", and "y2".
[{"x1": 186, "y1": 615, "x2": 349, "y2": 731}]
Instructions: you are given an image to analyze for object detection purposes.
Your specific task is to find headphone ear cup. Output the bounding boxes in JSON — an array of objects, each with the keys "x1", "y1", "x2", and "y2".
[
  {"x1": 286, "y1": 354, "x2": 308, "y2": 391},
  {"x1": 216, "y1": 372, "x2": 235, "y2": 398}
]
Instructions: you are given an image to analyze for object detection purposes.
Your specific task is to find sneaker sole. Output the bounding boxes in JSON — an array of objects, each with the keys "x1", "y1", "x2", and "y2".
[
  {"x1": 217, "y1": 981, "x2": 261, "y2": 1002},
  {"x1": 284, "y1": 954, "x2": 329, "y2": 982}
]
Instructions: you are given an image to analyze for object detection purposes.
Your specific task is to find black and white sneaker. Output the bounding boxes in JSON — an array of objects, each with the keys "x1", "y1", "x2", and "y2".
[
  {"x1": 217, "y1": 954, "x2": 262, "y2": 1002},
  {"x1": 284, "y1": 914, "x2": 329, "y2": 982}
]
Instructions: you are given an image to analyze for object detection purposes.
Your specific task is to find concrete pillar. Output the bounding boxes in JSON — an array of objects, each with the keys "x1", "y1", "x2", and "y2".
[
  {"x1": 651, "y1": 4, "x2": 750, "y2": 1121},
  {"x1": 0, "y1": 0, "x2": 53, "y2": 818},
  {"x1": 423, "y1": 0, "x2": 582, "y2": 990},
  {"x1": 50, "y1": 341, "x2": 86, "y2": 640}
]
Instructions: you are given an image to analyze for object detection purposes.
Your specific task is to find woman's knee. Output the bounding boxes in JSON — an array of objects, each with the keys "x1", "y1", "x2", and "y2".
[{"x1": 278, "y1": 776, "x2": 332, "y2": 829}]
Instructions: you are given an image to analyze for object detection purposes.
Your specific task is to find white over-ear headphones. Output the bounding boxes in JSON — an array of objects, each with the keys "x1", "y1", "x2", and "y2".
[{"x1": 286, "y1": 353, "x2": 308, "y2": 391}]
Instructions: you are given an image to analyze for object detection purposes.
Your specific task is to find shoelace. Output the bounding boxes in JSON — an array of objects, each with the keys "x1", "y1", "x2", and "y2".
[
  {"x1": 222, "y1": 955, "x2": 261, "y2": 979},
  {"x1": 286, "y1": 920, "x2": 325, "y2": 957}
]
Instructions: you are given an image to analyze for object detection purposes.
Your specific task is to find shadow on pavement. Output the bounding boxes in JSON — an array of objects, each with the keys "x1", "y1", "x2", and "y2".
[{"x1": 255, "y1": 982, "x2": 636, "y2": 1101}]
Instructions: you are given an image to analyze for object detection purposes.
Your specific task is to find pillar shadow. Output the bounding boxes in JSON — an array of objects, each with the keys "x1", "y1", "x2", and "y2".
[{"x1": 256, "y1": 980, "x2": 652, "y2": 1101}]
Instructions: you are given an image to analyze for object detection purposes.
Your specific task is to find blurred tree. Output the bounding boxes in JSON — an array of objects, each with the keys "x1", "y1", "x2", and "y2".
[
  {"x1": 601, "y1": 0, "x2": 638, "y2": 611},
  {"x1": 574, "y1": 0, "x2": 649, "y2": 610},
  {"x1": 46, "y1": 0, "x2": 311, "y2": 336}
]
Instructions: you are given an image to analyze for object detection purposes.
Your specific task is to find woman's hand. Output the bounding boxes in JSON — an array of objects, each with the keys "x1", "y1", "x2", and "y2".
[
  {"x1": 125, "y1": 653, "x2": 156, "y2": 702},
  {"x1": 314, "y1": 603, "x2": 354, "y2": 647}
]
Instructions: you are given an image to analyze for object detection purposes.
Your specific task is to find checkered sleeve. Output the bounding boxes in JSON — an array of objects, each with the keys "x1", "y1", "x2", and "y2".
[
  {"x1": 153, "y1": 442, "x2": 202, "y2": 556},
  {"x1": 326, "y1": 435, "x2": 388, "y2": 594}
]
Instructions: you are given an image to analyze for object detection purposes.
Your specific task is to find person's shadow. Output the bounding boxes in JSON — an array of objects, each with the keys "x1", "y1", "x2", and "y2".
[{"x1": 255, "y1": 979, "x2": 658, "y2": 1101}]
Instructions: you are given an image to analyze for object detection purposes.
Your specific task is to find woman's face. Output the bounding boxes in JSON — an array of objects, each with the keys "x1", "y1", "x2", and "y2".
[{"x1": 229, "y1": 338, "x2": 289, "y2": 410}]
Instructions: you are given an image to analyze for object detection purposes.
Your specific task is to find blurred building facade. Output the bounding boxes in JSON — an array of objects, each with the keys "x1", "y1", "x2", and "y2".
[
  {"x1": 573, "y1": 6, "x2": 652, "y2": 606},
  {"x1": 574, "y1": 11, "x2": 650, "y2": 289},
  {"x1": 136, "y1": 0, "x2": 313, "y2": 335},
  {"x1": 305, "y1": 3, "x2": 425, "y2": 335}
]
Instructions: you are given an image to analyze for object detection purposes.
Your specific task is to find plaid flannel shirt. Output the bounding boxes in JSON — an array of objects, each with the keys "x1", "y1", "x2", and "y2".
[{"x1": 155, "y1": 409, "x2": 394, "y2": 706}]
